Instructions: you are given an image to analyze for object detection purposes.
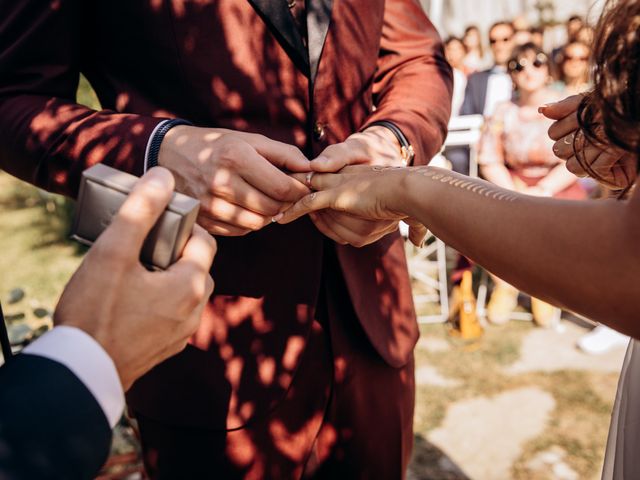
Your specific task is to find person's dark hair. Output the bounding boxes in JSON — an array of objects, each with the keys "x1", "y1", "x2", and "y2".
[
  {"x1": 464, "y1": 25, "x2": 479, "y2": 36},
  {"x1": 463, "y1": 25, "x2": 484, "y2": 57},
  {"x1": 578, "y1": 0, "x2": 640, "y2": 164},
  {"x1": 568, "y1": 14, "x2": 583, "y2": 24},
  {"x1": 488, "y1": 21, "x2": 515, "y2": 40},
  {"x1": 445, "y1": 36, "x2": 466, "y2": 49},
  {"x1": 529, "y1": 26, "x2": 544, "y2": 36}
]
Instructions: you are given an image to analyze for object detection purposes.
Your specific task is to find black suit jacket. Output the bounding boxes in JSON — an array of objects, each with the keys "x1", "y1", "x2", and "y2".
[
  {"x1": 0, "y1": 354, "x2": 112, "y2": 479},
  {"x1": 460, "y1": 68, "x2": 493, "y2": 116}
]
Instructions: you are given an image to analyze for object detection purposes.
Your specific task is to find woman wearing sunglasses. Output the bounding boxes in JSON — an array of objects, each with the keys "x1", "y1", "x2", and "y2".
[
  {"x1": 556, "y1": 41, "x2": 592, "y2": 96},
  {"x1": 278, "y1": 1, "x2": 639, "y2": 475},
  {"x1": 477, "y1": 42, "x2": 587, "y2": 326}
]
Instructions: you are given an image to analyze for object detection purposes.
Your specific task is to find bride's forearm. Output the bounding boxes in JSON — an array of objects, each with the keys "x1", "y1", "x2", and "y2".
[{"x1": 401, "y1": 166, "x2": 640, "y2": 338}]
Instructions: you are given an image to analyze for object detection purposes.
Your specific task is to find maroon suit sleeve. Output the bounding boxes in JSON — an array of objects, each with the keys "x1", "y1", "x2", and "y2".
[
  {"x1": 362, "y1": 0, "x2": 453, "y2": 165},
  {"x1": 0, "y1": 0, "x2": 164, "y2": 197}
]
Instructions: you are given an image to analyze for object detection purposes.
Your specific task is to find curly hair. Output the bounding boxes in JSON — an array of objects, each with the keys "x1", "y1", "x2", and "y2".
[{"x1": 578, "y1": 0, "x2": 640, "y2": 169}]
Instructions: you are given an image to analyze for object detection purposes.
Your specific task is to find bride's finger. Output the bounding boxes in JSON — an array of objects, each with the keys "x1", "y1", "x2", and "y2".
[
  {"x1": 539, "y1": 94, "x2": 582, "y2": 119},
  {"x1": 548, "y1": 115, "x2": 579, "y2": 141},
  {"x1": 289, "y1": 172, "x2": 348, "y2": 191},
  {"x1": 277, "y1": 190, "x2": 335, "y2": 224}
]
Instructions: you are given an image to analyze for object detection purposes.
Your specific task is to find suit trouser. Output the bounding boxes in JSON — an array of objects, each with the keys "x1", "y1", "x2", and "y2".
[{"x1": 135, "y1": 249, "x2": 415, "y2": 479}]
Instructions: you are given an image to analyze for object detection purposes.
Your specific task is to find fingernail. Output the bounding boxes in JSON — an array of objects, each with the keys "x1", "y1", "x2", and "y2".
[
  {"x1": 538, "y1": 102, "x2": 557, "y2": 113},
  {"x1": 272, "y1": 213, "x2": 283, "y2": 223}
]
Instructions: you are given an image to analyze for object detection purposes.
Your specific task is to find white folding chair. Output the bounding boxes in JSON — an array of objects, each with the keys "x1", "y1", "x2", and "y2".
[{"x1": 444, "y1": 115, "x2": 484, "y2": 178}]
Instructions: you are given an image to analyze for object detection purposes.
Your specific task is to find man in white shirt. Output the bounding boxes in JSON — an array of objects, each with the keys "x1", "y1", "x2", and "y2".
[
  {"x1": 0, "y1": 167, "x2": 216, "y2": 480},
  {"x1": 447, "y1": 21, "x2": 516, "y2": 175},
  {"x1": 461, "y1": 21, "x2": 515, "y2": 118}
]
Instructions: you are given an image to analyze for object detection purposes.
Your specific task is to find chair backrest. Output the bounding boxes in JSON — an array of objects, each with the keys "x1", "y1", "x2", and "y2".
[
  {"x1": 444, "y1": 114, "x2": 484, "y2": 148},
  {"x1": 443, "y1": 114, "x2": 485, "y2": 178}
]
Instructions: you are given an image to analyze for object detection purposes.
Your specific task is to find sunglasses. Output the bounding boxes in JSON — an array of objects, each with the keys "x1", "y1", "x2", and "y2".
[
  {"x1": 508, "y1": 54, "x2": 548, "y2": 72},
  {"x1": 489, "y1": 36, "x2": 512, "y2": 45},
  {"x1": 564, "y1": 54, "x2": 589, "y2": 62}
]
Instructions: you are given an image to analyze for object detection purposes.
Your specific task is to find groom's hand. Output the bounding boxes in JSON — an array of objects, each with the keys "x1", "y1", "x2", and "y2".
[
  {"x1": 55, "y1": 168, "x2": 216, "y2": 390},
  {"x1": 159, "y1": 126, "x2": 311, "y2": 236},
  {"x1": 303, "y1": 127, "x2": 404, "y2": 247}
]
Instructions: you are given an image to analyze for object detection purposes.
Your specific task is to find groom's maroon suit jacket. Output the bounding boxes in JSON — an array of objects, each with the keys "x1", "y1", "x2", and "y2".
[{"x1": 0, "y1": 0, "x2": 452, "y2": 429}]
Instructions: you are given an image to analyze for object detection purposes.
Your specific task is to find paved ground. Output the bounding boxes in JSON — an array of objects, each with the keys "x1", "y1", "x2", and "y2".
[
  {"x1": 409, "y1": 319, "x2": 628, "y2": 480},
  {"x1": 428, "y1": 387, "x2": 556, "y2": 480},
  {"x1": 505, "y1": 321, "x2": 627, "y2": 375}
]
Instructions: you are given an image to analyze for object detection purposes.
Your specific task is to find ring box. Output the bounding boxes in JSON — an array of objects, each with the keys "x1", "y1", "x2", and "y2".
[{"x1": 71, "y1": 164, "x2": 200, "y2": 270}]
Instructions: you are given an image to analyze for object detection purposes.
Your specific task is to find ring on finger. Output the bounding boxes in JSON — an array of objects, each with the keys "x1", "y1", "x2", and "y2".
[
  {"x1": 563, "y1": 133, "x2": 575, "y2": 145},
  {"x1": 305, "y1": 172, "x2": 315, "y2": 189}
]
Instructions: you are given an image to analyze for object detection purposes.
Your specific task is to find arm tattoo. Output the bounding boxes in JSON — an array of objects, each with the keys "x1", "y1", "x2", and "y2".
[{"x1": 412, "y1": 167, "x2": 519, "y2": 202}]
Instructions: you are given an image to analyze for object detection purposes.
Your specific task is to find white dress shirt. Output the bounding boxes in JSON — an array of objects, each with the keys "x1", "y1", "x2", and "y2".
[
  {"x1": 22, "y1": 326, "x2": 124, "y2": 428},
  {"x1": 451, "y1": 68, "x2": 468, "y2": 116},
  {"x1": 483, "y1": 66, "x2": 513, "y2": 117}
]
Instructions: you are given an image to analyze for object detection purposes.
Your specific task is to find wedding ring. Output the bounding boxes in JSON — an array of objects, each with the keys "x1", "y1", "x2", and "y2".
[
  {"x1": 305, "y1": 172, "x2": 315, "y2": 189},
  {"x1": 563, "y1": 133, "x2": 575, "y2": 145}
]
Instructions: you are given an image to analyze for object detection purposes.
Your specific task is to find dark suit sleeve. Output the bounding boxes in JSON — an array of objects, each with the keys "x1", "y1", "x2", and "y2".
[
  {"x1": 0, "y1": 0, "x2": 164, "y2": 198},
  {"x1": 0, "y1": 354, "x2": 112, "y2": 480},
  {"x1": 361, "y1": 0, "x2": 453, "y2": 165}
]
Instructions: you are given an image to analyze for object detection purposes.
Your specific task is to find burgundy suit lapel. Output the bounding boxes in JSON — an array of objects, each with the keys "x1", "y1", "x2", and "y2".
[{"x1": 247, "y1": 0, "x2": 310, "y2": 76}]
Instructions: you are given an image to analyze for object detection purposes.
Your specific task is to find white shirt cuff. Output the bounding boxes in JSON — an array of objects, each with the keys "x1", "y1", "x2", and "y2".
[
  {"x1": 143, "y1": 119, "x2": 173, "y2": 174},
  {"x1": 23, "y1": 326, "x2": 125, "y2": 428}
]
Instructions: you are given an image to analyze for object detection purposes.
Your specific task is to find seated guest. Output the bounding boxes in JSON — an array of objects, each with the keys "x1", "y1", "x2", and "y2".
[
  {"x1": 477, "y1": 43, "x2": 586, "y2": 326},
  {"x1": 444, "y1": 36, "x2": 469, "y2": 115},
  {"x1": 462, "y1": 25, "x2": 490, "y2": 74},
  {"x1": 448, "y1": 21, "x2": 515, "y2": 175},
  {"x1": 551, "y1": 14, "x2": 584, "y2": 67},
  {"x1": 461, "y1": 21, "x2": 515, "y2": 118},
  {"x1": 553, "y1": 41, "x2": 591, "y2": 95},
  {"x1": 0, "y1": 168, "x2": 216, "y2": 480}
]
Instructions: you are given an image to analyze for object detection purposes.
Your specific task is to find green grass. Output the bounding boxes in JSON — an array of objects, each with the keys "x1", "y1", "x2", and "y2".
[
  {"x1": 0, "y1": 74, "x2": 99, "y2": 319},
  {"x1": 0, "y1": 173, "x2": 84, "y2": 324}
]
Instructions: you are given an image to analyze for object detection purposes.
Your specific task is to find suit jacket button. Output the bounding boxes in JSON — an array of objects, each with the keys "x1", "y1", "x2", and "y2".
[{"x1": 313, "y1": 122, "x2": 325, "y2": 141}]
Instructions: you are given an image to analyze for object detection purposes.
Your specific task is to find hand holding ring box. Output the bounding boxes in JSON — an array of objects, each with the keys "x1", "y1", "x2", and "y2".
[{"x1": 71, "y1": 164, "x2": 200, "y2": 270}]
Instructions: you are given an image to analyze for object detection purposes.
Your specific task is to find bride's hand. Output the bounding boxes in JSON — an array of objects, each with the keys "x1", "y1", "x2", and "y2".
[
  {"x1": 540, "y1": 94, "x2": 637, "y2": 191},
  {"x1": 279, "y1": 165, "x2": 428, "y2": 246}
]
